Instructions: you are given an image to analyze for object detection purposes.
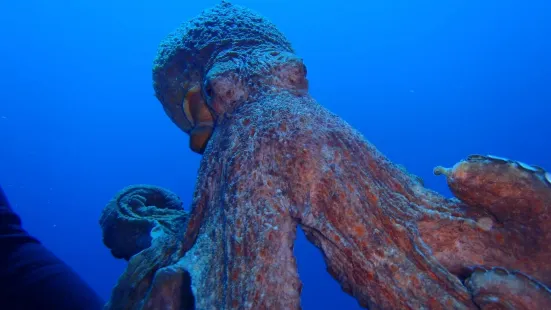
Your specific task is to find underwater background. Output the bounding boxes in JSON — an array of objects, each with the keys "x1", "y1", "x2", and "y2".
[{"x1": 1, "y1": 0, "x2": 550, "y2": 308}]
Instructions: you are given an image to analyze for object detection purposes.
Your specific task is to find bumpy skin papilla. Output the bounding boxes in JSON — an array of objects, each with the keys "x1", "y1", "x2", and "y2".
[{"x1": 102, "y1": 2, "x2": 551, "y2": 309}]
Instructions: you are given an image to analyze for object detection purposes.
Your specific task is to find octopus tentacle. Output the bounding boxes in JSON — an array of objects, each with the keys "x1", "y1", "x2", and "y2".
[
  {"x1": 430, "y1": 155, "x2": 551, "y2": 284},
  {"x1": 177, "y1": 127, "x2": 303, "y2": 309},
  {"x1": 434, "y1": 155, "x2": 551, "y2": 226},
  {"x1": 141, "y1": 264, "x2": 195, "y2": 310},
  {"x1": 99, "y1": 185, "x2": 190, "y2": 309},
  {"x1": 273, "y1": 96, "x2": 476, "y2": 309},
  {"x1": 465, "y1": 266, "x2": 551, "y2": 309}
]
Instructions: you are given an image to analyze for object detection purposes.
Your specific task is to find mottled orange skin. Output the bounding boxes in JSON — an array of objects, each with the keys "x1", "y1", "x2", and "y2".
[
  {"x1": 101, "y1": 2, "x2": 551, "y2": 310},
  {"x1": 163, "y1": 91, "x2": 551, "y2": 309},
  {"x1": 423, "y1": 158, "x2": 551, "y2": 283}
]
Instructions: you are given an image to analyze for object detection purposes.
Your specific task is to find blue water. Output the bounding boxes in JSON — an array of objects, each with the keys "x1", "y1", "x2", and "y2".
[{"x1": 1, "y1": 0, "x2": 549, "y2": 309}]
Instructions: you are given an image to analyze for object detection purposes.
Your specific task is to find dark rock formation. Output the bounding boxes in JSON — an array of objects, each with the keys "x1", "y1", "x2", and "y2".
[{"x1": 100, "y1": 2, "x2": 551, "y2": 309}]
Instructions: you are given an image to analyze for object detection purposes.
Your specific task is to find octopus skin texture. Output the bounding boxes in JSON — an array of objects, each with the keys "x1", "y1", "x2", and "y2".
[
  {"x1": 99, "y1": 185, "x2": 194, "y2": 309},
  {"x1": 99, "y1": 2, "x2": 551, "y2": 309}
]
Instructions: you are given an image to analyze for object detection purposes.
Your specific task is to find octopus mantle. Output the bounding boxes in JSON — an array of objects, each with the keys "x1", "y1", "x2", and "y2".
[{"x1": 99, "y1": 2, "x2": 551, "y2": 309}]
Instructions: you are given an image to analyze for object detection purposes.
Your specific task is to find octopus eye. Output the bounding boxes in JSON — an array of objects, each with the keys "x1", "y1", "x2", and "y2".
[{"x1": 203, "y1": 79, "x2": 213, "y2": 98}]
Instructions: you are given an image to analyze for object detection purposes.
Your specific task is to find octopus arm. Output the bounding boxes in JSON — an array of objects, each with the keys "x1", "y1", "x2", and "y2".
[{"x1": 175, "y1": 125, "x2": 303, "y2": 309}]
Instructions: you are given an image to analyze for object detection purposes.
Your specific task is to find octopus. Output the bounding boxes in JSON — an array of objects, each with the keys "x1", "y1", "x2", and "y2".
[{"x1": 99, "y1": 2, "x2": 551, "y2": 309}]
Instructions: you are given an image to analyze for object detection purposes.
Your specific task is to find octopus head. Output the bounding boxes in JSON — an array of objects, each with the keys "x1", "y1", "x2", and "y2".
[{"x1": 152, "y1": 1, "x2": 304, "y2": 154}]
